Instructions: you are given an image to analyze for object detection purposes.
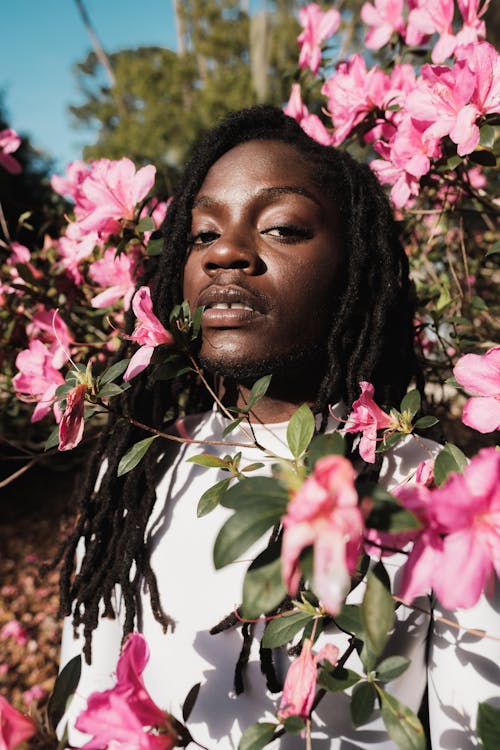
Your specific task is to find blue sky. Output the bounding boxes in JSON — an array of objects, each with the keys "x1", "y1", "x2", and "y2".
[{"x1": 1, "y1": 1, "x2": 178, "y2": 171}]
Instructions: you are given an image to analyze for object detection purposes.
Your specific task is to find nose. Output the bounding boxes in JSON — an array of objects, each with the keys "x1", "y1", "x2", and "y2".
[{"x1": 202, "y1": 231, "x2": 262, "y2": 276}]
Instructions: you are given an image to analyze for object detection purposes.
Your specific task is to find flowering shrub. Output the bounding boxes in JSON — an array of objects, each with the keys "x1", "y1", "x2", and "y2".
[{"x1": 0, "y1": 1, "x2": 499, "y2": 749}]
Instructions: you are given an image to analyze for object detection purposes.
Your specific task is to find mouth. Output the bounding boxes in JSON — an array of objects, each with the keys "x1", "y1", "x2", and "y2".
[{"x1": 197, "y1": 285, "x2": 268, "y2": 326}]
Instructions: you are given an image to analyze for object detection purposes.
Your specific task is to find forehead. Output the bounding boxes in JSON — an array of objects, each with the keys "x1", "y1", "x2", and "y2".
[{"x1": 196, "y1": 140, "x2": 325, "y2": 200}]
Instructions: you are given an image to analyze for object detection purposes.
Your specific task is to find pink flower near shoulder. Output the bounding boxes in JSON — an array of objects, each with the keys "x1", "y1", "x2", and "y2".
[
  {"x1": 124, "y1": 287, "x2": 173, "y2": 381},
  {"x1": 89, "y1": 247, "x2": 138, "y2": 310},
  {"x1": 57, "y1": 222, "x2": 99, "y2": 284},
  {"x1": 396, "y1": 447, "x2": 500, "y2": 609},
  {"x1": 297, "y1": 3, "x2": 341, "y2": 75},
  {"x1": 284, "y1": 84, "x2": 333, "y2": 146},
  {"x1": 0, "y1": 128, "x2": 22, "y2": 175},
  {"x1": 76, "y1": 633, "x2": 176, "y2": 750},
  {"x1": 12, "y1": 340, "x2": 65, "y2": 422},
  {"x1": 50, "y1": 160, "x2": 90, "y2": 205},
  {"x1": 282, "y1": 455, "x2": 363, "y2": 615},
  {"x1": 58, "y1": 383, "x2": 87, "y2": 451},
  {"x1": 361, "y1": 0, "x2": 405, "y2": 50},
  {"x1": 77, "y1": 158, "x2": 156, "y2": 238},
  {"x1": 344, "y1": 382, "x2": 393, "y2": 464},
  {"x1": 0, "y1": 694, "x2": 36, "y2": 750},
  {"x1": 26, "y1": 308, "x2": 73, "y2": 369},
  {"x1": 453, "y1": 346, "x2": 500, "y2": 433},
  {"x1": 278, "y1": 638, "x2": 339, "y2": 722}
]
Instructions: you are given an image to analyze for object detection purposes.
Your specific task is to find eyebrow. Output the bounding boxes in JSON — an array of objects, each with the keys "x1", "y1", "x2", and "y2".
[{"x1": 192, "y1": 185, "x2": 322, "y2": 209}]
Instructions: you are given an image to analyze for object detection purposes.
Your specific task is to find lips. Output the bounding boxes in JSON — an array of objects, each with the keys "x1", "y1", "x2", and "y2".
[{"x1": 197, "y1": 284, "x2": 268, "y2": 326}]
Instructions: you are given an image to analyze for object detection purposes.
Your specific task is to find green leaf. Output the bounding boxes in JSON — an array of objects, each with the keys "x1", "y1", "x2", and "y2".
[
  {"x1": 190, "y1": 305, "x2": 205, "y2": 340},
  {"x1": 318, "y1": 666, "x2": 361, "y2": 693},
  {"x1": 400, "y1": 390, "x2": 421, "y2": 418},
  {"x1": 471, "y1": 295, "x2": 488, "y2": 311},
  {"x1": 306, "y1": 431, "x2": 345, "y2": 470},
  {"x1": 238, "y1": 722, "x2": 277, "y2": 750},
  {"x1": 362, "y1": 485, "x2": 421, "y2": 535},
  {"x1": 378, "y1": 688, "x2": 426, "y2": 750},
  {"x1": 477, "y1": 702, "x2": 500, "y2": 750},
  {"x1": 242, "y1": 462, "x2": 265, "y2": 473},
  {"x1": 117, "y1": 436, "x2": 158, "y2": 477},
  {"x1": 98, "y1": 359, "x2": 130, "y2": 386},
  {"x1": 48, "y1": 655, "x2": 82, "y2": 732},
  {"x1": 45, "y1": 426, "x2": 61, "y2": 451},
  {"x1": 262, "y1": 611, "x2": 313, "y2": 648},
  {"x1": 223, "y1": 417, "x2": 244, "y2": 436},
  {"x1": 54, "y1": 383, "x2": 73, "y2": 399},
  {"x1": 187, "y1": 453, "x2": 230, "y2": 469},
  {"x1": 479, "y1": 124, "x2": 495, "y2": 149},
  {"x1": 146, "y1": 237, "x2": 164, "y2": 256},
  {"x1": 241, "y1": 550, "x2": 287, "y2": 619},
  {"x1": 486, "y1": 240, "x2": 500, "y2": 257},
  {"x1": 446, "y1": 155, "x2": 462, "y2": 170},
  {"x1": 182, "y1": 682, "x2": 200, "y2": 722},
  {"x1": 350, "y1": 682, "x2": 376, "y2": 727},
  {"x1": 97, "y1": 382, "x2": 128, "y2": 398},
  {"x1": 220, "y1": 477, "x2": 288, "y2": 512},
  {"x1": 433, "y1": 443, "x2": 467, "y2": 486},
  {"x1": 376, "y1": 656, "x2": 410, "y2": 682},
  {"x1": 413, "y1": 416, "x2": 438, "y2": 429},
  {"x1": 376, "y1": 431, "x2": 403, "y2": 453},
  {"x1": 136, "y1": 216, "x2": 155, "y2": 232},
  {"x1": 283, "y1": 716, "x2": 306, "y2": 734},
  {"x1": 361, "y1": 563, "x2": 394, "y2": 659},
  {"x1": 469, "y1": 150, "x2": 496, "y2": 166},
  {"x1": 287, "y1": 403, "x2": 316, "y2": 458},
  {"x1": 197, "y1": 478, "x2": 231, "y2": 518},
  {"x1": 334, "y1": 604, "x2": 364, "y2": 637},
  {"x1": 213, "y1": 506, "x2": 282, "y2": 569},
  {"x1": 246, "y1": 374, "x2": 273, "y2": 411}
]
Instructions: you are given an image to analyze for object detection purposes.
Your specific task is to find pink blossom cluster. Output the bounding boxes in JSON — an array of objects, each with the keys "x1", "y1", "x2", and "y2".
[
  {"x1": 75, "y1": 632, "x2": 177, "y2": 750},
  {"x1": 287, "y1": 2, "x2": 498, "y2": 207},
  {"x1": 0, "y1": 128, "x2": 22, "y2": 175},
  {"x1": 393, "y1": 446, "x2": 500, "y2": 609},
  {"x1": 454, "y1": 345, "x2": 500, "y2": 433}
]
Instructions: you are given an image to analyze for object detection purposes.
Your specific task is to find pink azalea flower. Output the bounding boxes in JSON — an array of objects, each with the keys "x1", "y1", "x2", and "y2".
[
  {"x1": 57, "y1": 222, "x2": 99, "y2": 284},
  {"x1": 0, "y1": 620, "x2": 29, "y2": 646},
  {"x1": 397, "y1": 447, "x2": 500, "y2": 609},
  {"x1": 361, "y1": 0, "x2": 405, "y2": 50},
  {"x1": 406, "y1": 0, "x2": 456, "y2": 63},
  {"x1": 0, "y1": 695, "x2": 36, "y2": 750},
  {"x1": 12, "y1": 340, "x2": 65, "y2": 422},
  {"x1": 0, "y1": 129, "x2": 22, "y2": 175},
  {"x1": 297, "y1": 3, "x2": 341, "y2": 75},
  {"x1": 50, "y1": 160, "x2": 91, "y2": 206},
  {"x1": 343, "y1": 381, "x2": 393, "y2": 463},
  {"x1": 453, "y1": 346, "x2": 500, "y2": 433},
  {"x1": 277, "y1": 638, "x2": 339, "y2": 721},
  {"x1": 76, "y1": 633, "x2": 176, "y2": 750},
  {"x1": 282, "y1": 455, "x2": 364, "y2": 615},
  {"x1": 26, "y1": 308, "x2": 73, "y2": 369},
  {"x1": 455, "y1": 0, "x2": 489, "y2": 47},
  {"x1": 405, "y1": 59, "x2": 479, "y2": 156},
  {"x1": 89, "y1": 247, "x2": 138, "y2": 310},
  {"x1": 58, "y1": 383, "x2": 87, "y2": 451},
  {"x1": 456, "y1": 41, "x2": 500, "y2": 119},
  {"x1": 124, "y1": 287, "x2": 173, "y2": 381},
  {"x1": 77, "y1": 158, "x2": 156, "y2": 239},
  {"x1": 322, "y1": 56, "x2": 391, "y2": 146},
  {"x1": 22, "y1": 685, "x2": 47, "y2": 707},
  {"x1": 284, "y1": 84, "x2": 333, "y2": 146}
]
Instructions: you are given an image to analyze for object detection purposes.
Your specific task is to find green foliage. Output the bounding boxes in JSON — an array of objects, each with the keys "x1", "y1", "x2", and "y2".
[
  {"x1": 433, "y1": 442, "x2": 468, "y2": 486},
  {"x1": 477, "y1": 702, "x2": 500, "y2": 750},
  {"x1": 238, "y1": 722, "x2": 277, "y2": 750},
  {"x1": 262, "y1": 611, "x2": 314, "y2": 648},
  {"x1": 241, "y1": 545, "x2": 287, "y2": 619},
  {"x1": 47, "y1": 655, "x2": 81, "y2": 732},
  {"x1": 377, "y1": 688, "x2": 426, "y2": 750},
  {"x1": 286, "y1": 403, "x2": 316, "y2": 459},
  {"x1": 361, "y1": 563, "x2": 394, "y2": 663},
  {"x1": 318, "y1": 666, "x2": 362, "y2": 693},
  {"x1": 117, "y1": 435, "x2": 158, "y2": 476},
  {"x1": 350, "y1": 682, "x2": 376, "y2": 727}
]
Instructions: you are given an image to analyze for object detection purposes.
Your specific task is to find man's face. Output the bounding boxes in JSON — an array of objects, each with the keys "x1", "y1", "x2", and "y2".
[{"x1": 182, "y1": 140, "x2": 343, "y2": 380}]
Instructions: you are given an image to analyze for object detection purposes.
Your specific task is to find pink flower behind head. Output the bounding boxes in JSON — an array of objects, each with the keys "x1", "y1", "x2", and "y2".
[
  {"x1": 297, "y1": 3, "x2": 341, "y2": 75},
  {"x1": 344, "y1": 382, "x2": 393, "y2": 463},
  {"x1": 124, "y1": 287, "x2": 173, "y2": 380},
  {"x1": 361, "y1": 0, "x2": 405, "y2": 50},
  {"x1": 26, "y1": 308, "x2": 73, "y2": 369},
  {"x1": 453, "y1": 346, "x2": 500, "y2": 433},
  {"x1": 77, "y1": 158, "x2": 156, "y2": 239},
  {"x1": 284, "y1": 84, "x2": 333, "y2": 146},
  {"x1": 0, "y1": 695, "x2": 36, "y2": 750},
  {"x1": 0, "y1": 129, "x2": 22, "y2": 175},
  {"x1": 50, "y1": 160, "x2": 90, "y2": 205},
  {"x1": 277, "y1": 638, "x2": 339, "y2": 722},
  {"x1": 12, "y1": 340, "x2": 65, "y2": 422},
  {"x1": 89, "y1": 247, "x2": 137, "y2": 310},
  {"x1": 282, "y1": 455, "x2": 363, "y2": 615}
]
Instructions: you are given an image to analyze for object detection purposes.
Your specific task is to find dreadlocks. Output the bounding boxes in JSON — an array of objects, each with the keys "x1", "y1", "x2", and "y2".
[{"x1": 55, "y1": 105, "x2": 419, "y2": 662}]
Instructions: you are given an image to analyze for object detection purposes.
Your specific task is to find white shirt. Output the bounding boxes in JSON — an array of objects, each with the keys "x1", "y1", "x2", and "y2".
[{"x1": 60, "y1": 410, "x2": 500, "y2": 749}]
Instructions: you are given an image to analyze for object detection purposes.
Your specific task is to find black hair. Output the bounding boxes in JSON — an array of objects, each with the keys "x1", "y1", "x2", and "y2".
[{"x1": 54, "y1": 105, "x2": 419, "y2": 661}]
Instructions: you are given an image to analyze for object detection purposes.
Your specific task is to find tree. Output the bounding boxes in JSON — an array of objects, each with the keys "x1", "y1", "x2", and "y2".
[{"x1": 69, "y1": 0, "x2": 300, "y2": 189}]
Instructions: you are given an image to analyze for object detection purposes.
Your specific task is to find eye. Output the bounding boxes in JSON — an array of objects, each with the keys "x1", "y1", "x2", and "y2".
[
  {"x1": 262, "y1": 225, "x2": 313, "y2": 243},
  {"x1": 189, "y1": 230, "x2": 220, "y2": 246}
]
